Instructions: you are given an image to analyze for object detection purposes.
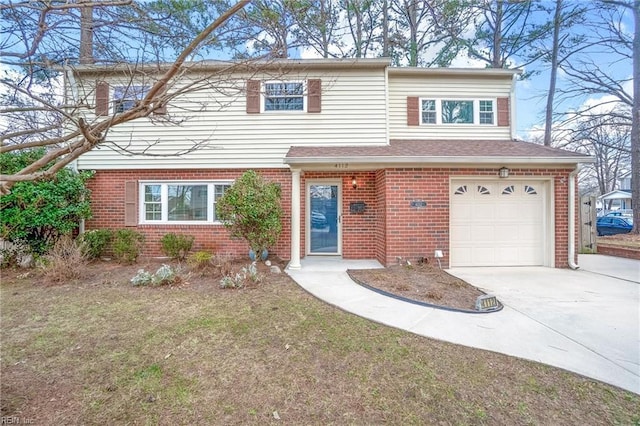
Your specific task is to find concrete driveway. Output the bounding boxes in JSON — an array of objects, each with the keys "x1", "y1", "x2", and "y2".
[
  {"x1": 288, "y1": 255, "x2": 640, "y2": 394},
  {"x1": 448, "y1": 254, "x2": 639, "y2": 394}
]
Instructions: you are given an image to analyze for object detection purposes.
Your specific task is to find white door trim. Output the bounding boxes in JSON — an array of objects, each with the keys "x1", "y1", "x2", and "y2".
[{"x1": 306, "y1": 180, "x2": 342, "y2": 256}]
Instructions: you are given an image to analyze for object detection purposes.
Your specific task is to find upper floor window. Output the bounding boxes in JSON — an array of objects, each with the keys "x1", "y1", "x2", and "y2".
[
  {"x1": 140, "y1": 181, "x2": 232, "y2": 224},
  {"x1": 479, "y1": 100, "x2": 494, "y2": 124},
  {"x1": 114, "y1": 85, "x2": 148, "y2": 113},
  {"x1": 421, "y1": 99, "x2": 436, "y2": 124},
  {"x1": 264, "y1": 82, "x2": 304, "y2": 111},
  {"x1": 442, "y1": 100, "x2": 473, "y2": 124},
  {"x1": 420, "y1": 99, "x2": 495, "y2": 125}
]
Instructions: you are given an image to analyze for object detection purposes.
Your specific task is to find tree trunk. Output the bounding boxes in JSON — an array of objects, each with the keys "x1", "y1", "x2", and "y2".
[
  {"x1": 382, "y1": 0, "x2": 389, "y2": 57},
  {"x1": 79, "y1": 0, "x2": 94, "y2": 64},
  {"x1": 632, "y1": 0, "x2": 640, "y2": 233},
  {"x1": 492, "y1": 0, "x2": 503, "y2": 67},
  {"x1": 544, "y1": 0, "x2": 562, "y2": 147}
]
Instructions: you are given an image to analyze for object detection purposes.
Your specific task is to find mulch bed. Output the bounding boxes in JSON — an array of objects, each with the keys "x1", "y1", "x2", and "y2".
[{"x1": 348, "y1": 263, "x2": 490, "y2": 311}]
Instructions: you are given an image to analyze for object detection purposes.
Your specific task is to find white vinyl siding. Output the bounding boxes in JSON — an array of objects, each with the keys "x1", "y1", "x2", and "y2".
[
  {"x1": 389, "y1": 74, "x2": 512, "y2": 139},
  {"x1": 75, "y1": 69, "x2": 388, "y2": 170}
]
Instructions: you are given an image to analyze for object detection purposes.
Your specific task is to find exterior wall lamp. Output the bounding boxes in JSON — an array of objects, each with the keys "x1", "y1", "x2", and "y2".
[
  {"x1": 499, "y1": 167, "x2": 510, "y2": 178},
  {"x1": 351, "y1": 176, "x2": 358, "y2": 189}
]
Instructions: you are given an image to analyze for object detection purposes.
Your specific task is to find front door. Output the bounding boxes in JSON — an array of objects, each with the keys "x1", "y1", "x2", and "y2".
[{"x1": 308, "y1": 182, "x2": 341, "y2": 254}]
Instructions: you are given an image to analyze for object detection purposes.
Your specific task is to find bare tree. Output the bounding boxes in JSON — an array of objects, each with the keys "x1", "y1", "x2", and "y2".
[
  {"x1": 452, "y1": 0, "x2": 548, "y2": 69},
  {"x1": 342, "y1": 0, "x2": 384, "y2": 58},
  {"x1": 291, "y1": 0, "x2": 343, "y2": 58},
  {"x1": 571, "y1": 116, "x2": 631, "y2": 203},
  {"x1": 555, "y1": 0, "x2": 637, "y2": 232},
  {"x1": 0, "y1": 0, "x2": 251, "y2": 194},
  {"x1": 539, "y1": 0, "x2": 588, "y2": 146}
]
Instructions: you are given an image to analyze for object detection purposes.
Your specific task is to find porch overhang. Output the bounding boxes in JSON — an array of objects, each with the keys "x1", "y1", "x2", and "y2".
[{"x1": 284, "y1": 139, "x2": 594, "y2": 170}]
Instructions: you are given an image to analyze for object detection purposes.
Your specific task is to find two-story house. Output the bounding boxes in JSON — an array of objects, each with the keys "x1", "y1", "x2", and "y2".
[
  {"x1": 599, "y1": 171, "x2": 633, "y2": 212},
  {"x1": 67, "y1": 58, "x2": 591, "y2": 268}
]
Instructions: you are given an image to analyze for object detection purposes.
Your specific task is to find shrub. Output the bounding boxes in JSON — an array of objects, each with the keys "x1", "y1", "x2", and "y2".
[
  {"x1": 112, "y1": 229, "x2": 144, "y2": 264},
  {"x1": 152, "y1": 264, "x2": 177, "y2": 285},
  {"x1": 0, "y1": 149, "x2": 93, "y2": 255},
  {"x1": 160, "y1": 233, "x2": 194, "y2": 260},
  {"x1": 80, "y1": 229, "x2": 113, "y2": 260},
  {"x1": 220, "y1": 273, "x2": 245, "y2": 289},
  {"x1": 187, "y1": 251, "x2": 213, "y2": 271},
  {"x1": 131, "y1": 269, "x2": 153, "y2": 286},
  {"x1": 41, "y1": 235, "x2": 87, "y2": 282},
  {"x1": 130, "y1": 264, "x2": 179, "y2": 286},
  {"x1": 216, "y1": 170, "x2": 283, "y2": 257},
  {"x1": 219, "y1": 262, "x2": 262, "y2": 289}
]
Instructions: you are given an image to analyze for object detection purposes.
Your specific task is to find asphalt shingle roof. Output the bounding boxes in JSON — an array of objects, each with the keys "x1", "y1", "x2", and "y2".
[{"x1": 286, "y1": 139, "x2": 590, "y2": 161}]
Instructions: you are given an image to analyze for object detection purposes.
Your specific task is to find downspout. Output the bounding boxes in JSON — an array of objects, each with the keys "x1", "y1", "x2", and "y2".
[
  {"x1": 510, "y1": 74, "x2": 517, "y2": 140},
  {"x1": 568, "y1": 165, "x2": 580, "y2": 269}
]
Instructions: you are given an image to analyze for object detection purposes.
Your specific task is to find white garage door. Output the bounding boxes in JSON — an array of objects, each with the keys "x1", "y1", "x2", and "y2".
[{"x1": 450, "y1": 180, "x2": 546, "y2": 267}]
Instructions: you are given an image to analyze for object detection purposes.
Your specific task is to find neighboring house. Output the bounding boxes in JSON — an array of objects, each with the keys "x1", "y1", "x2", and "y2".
[
  {"x1": 67, "y1": 59, "x2": 592, "y2": 268},
  {"x1": 619, "y1": 171, "x2": 632, "y2": 190},
  {"x1": 599, "y1": 171, "x2": 633, "y2": 212}
]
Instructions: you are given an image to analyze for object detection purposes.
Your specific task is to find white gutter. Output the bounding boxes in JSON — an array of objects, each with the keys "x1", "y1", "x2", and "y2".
[
  {"x1": 284, "y1": 155, "x2": 594, "y2": 165},
  {"x1": 568, "y1": 165, "x2": 580, "y2": 270}
]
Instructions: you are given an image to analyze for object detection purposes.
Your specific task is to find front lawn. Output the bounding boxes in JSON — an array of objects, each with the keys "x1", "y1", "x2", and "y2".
[{"x1": 1, "y1": 260, "x2": 638, "y2": 424}]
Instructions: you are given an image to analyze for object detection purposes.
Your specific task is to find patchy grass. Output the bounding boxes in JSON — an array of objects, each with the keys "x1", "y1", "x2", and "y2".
[{"x1": 1, "y1": 261, "x2": 639, "y2": 425}]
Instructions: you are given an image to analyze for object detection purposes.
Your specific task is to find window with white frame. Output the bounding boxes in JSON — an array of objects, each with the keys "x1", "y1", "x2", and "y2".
[
  {"x1": 479, "y1": 100, "x2": 494, "y2": 124},
  {"x1": 113, "y1": 85, "x2": 148, "y2": 113},
  {"x1": 420, "y1": 99, "x2": 495, "y2": 125},
  {"x1": 141, "y1": 182, "x2": 232, "y2": 223},
  {"x1": 421, "y1": 99, "x2": 436, "y2": 124},
  {"x1": 442, "y1": 100, "x2": 473, "y2": 124},
  {"x1": 264, "y1": 82, "x2": 304, "y2": 111}
]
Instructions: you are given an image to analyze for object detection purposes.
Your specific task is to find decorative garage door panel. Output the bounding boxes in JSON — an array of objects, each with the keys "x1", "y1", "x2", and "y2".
[{"x1": 450, "y1": 181, "x2": 545, "y2": 267}]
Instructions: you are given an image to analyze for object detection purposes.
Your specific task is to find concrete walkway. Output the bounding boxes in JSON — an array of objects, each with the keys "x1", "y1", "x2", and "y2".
[{"x1": 286, "y1": 255, "x2": 640, "y2": 394}]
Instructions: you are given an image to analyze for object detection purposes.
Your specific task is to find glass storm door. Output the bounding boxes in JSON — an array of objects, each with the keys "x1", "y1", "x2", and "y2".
[{"x1": 309, "y1": 183, "x2": 340, "y2": 254}]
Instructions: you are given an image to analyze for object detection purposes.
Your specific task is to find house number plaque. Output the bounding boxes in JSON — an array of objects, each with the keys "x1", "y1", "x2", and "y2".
[{"x1": 410, "y1": 200, "x2": 427, "y2": 208}]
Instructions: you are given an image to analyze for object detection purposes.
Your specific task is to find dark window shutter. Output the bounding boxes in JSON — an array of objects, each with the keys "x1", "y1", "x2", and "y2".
[
  {"x1": 407, "y1": 96, "x2": 419, "y2": 126},
  {"x1": 124, "y1": 181, "x2": 138, "y2": 226},
  {"x1": 307, "y1": 79, "x2": 321, "y2": 113},
  {"x1": 246, "y1": 79, "x2": 260, "y2": 114},
  {"x1": 497, "y1": 97, "x2": 510, "y2": 127},
  {"x1": 96, "y1": 81, "x2": 109, "y2": 116}
]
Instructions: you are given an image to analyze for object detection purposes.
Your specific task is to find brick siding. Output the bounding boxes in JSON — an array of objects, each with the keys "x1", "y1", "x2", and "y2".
[
  {"x1": 85, "y1": 169, "x2": 291, "y2": 259},
  {"x1": 86, "y1": 167, "x2": 574, "y2": 268}
]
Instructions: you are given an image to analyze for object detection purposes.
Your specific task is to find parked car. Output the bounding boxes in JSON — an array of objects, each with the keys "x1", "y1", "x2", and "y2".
[
  {"x1": 604, "y1": 210, "x2": 633, "y2": 217},
  {"x1": 311, "y1": 210, "x2": 327, "y2": 229},
  {"x1": 596, "y1": 216, "x2": 633, "y2": 236}
]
